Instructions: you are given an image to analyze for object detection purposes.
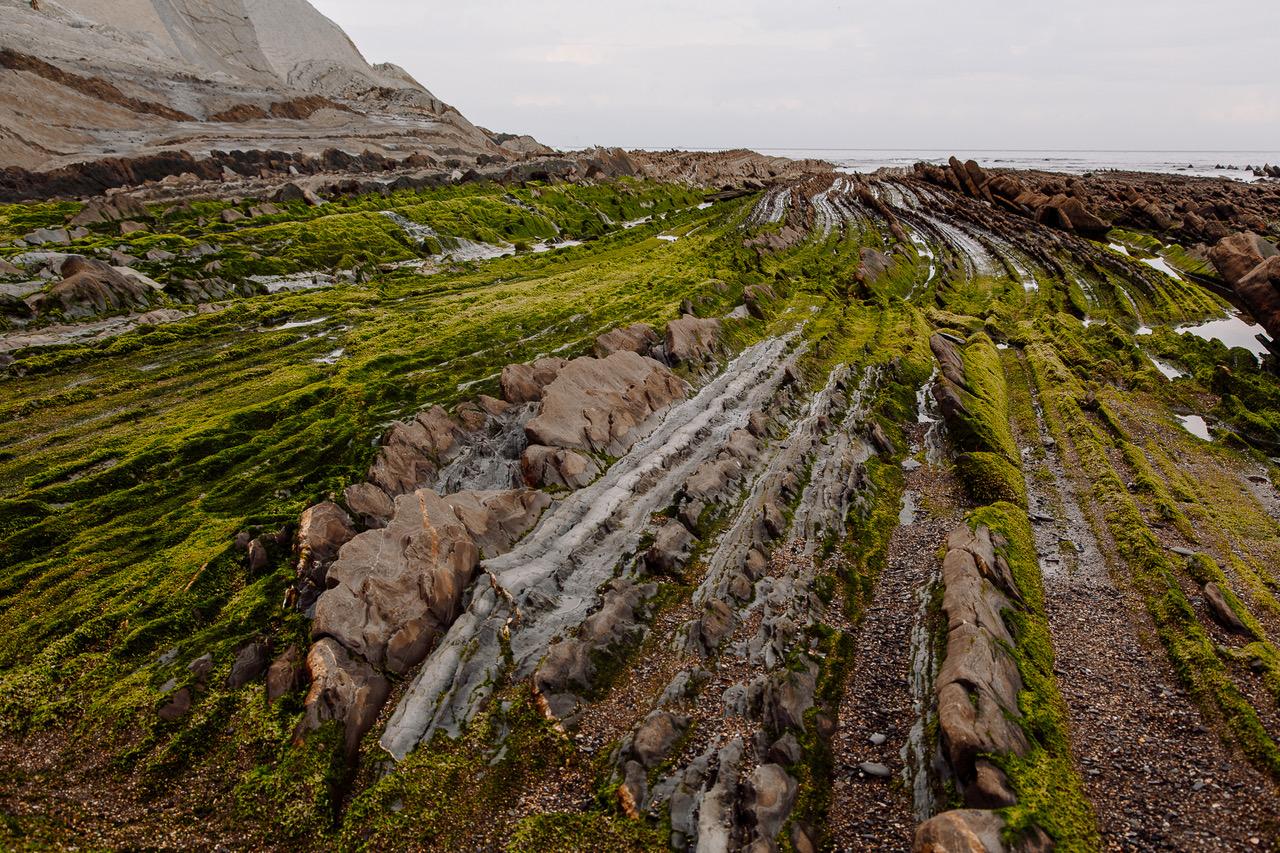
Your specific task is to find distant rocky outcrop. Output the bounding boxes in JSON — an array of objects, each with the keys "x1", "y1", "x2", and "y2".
[
  {"x1": 0, "y1": 0, "x2": 537, "y2": 175},
  {"x1": 915, "y1": 157, "x2": 1110, "y2": 238}
]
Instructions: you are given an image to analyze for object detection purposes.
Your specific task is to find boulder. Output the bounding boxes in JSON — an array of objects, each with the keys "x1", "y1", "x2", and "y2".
[
  {"x1": 23, "y1": 227, "x2": 70, "y2": 246},
  {"x1": 521, "y1": 444, "x2": 601, "y2": 489},
  {"x1": 366, "y1": 406, "x2": 462, "y2": 496},
  {"x1": 27, "y1": 256, "x2": 154, "y2": 319},
  {"x1": 631, "y1": 710, "x2": 689, "y2": 768},
  {"x1": 344, "y1": 482, "x2": 395, "y2": 528},
  {"x1": 748, "y1": 764, "x2": 798, "y2": 842},
  {"x1": 525, "y1": 351, "x2": 687, "y2": 455},
  {"x1": 157, "y1": 687, "x2": 192, "y2": 722},
  {"x1": 1209, "y1": 233, "x2": 1266, "y2": 287},
  {"x1": 0, "y1": 258, "x2": 20, "y2": 277},
  {"x1": 644, "y1": 519, "x2": 698, "y2": 576},
  {"x1": 936, "y1": 525, "x2": 1030, "y2": 799},
  {"x1": 913, "y1": 810, "x2": 1008, "y2": 853},
  {"x1": 683, "y1": 456, "x2": 745, "y2": 504},
  {"x1": 500, "y1": 357, "x2": 566, "y2": 404},
  {"x1": 594, "y1": 323, "x2": 658, "y2": 358},
  {"x1": 762, "y1": 663, "x2": 818, "y2": 734},
  {"x1": 295, "y1": 501, "x2": 356, "y2": 587},
  {"x1": 118, "y1": 220, "x2": 148, "y2": 235},
  {"x1": 442, "y1": 489, "x2": 551, "y2": 558},
  {"x1": 298, "y1": 638, "x2": 390, "y2": 754},
  {"x1": 273, "y1": 182, "x2": 324, "y2": 206},
  {"x1": 1203, "y1": 582, "x2": 1251, "y2": 636},
  {"x1": 1234, "y1": 256, "x2": 1280, "y2": 341},
  {"x1": 266, "y1": 645, "x2": 305, "y2": 703},
  {"x1": 692, "y1": 598, "x2": 735, "y2": 655},
  {"x1": 311, "y1": 489, "x2": 480, "y2": 674},
  {"x1": 226, "y1": 642, "x2": 271, "y2": 689},
  {"x1": 665, "y1": 314, "x2": 722, "y2": 365}
]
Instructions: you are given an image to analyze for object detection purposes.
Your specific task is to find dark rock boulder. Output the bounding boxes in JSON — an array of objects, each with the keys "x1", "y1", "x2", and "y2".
[
  {"x1": 1203, "y1": 582, "x2": 1251, "y2": 636},
  {"x1": 226, "y1": 642, "x2": 271, "y2": 689},
  {"x1": 266, "y1": 645, "x2": 305, "y2": 703}
]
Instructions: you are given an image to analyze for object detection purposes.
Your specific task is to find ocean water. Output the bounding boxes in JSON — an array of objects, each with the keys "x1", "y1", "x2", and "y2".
[{"x1": 757, "y1": 149, "x2": 1280, "y2": 182}]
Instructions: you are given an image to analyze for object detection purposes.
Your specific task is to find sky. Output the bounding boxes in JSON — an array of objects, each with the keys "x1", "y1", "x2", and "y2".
[{"x1": 309, "y1": 0, "x2": 1280, "y2": 152}]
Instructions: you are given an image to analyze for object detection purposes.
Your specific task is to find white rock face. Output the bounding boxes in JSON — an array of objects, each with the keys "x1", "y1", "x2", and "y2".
[{"x1": 0, "y1": 0, "x2": 502, "y2": 168}]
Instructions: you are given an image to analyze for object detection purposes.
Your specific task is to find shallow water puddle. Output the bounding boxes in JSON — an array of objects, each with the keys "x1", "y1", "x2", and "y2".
[
  {"x1": 273, "y1": 316, "x2": 328, "y2": 330},
  {"x1": 898, "y1": 491, "x2": 918, "y2": 525},
  {"x1": 1149, "y1": 356, "x2": 1186, "y2": 380},
  {"x1": 1141, "y1": 256, "x2": 1185, "y2": 282},
  {"x1": 1175, "y1": 315, "x2": 1272, "y2": 363},
  {"x1": 1177, "y1": 414, "x2": 1212, "y2": 441}
]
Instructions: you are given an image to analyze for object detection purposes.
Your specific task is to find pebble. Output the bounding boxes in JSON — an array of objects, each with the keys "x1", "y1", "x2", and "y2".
[
  {"x1": 858, "y1": 762, "x2": 892, "y2": 779},
  {"x1": 869, "y1": 733, "x2": 887, "y2": 746}
]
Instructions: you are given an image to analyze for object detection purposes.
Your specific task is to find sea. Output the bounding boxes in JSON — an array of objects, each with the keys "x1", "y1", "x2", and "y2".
[{"x1": 734, "y1": 149, "x2": 1280, "y2": 182}]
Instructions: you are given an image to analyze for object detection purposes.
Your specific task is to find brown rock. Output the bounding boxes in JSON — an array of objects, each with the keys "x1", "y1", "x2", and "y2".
[
  {"x1": 311, "y1": 490, "x2": 480, "y2": 674},
  {"x1": 27, "y1": 257, "x2": 154, "y2": 320},
  {"x1": 1209, "y1": 233, "x2": 1266, "y2": 287},
  {"x1": 1234, "y1": 256, "x2": 1280, "y2": 342},
  {"x1": 226, "y1": 642, "x2": 270, "y2": 688},
  {"x1": 443, "y1": 489, "x2": 551, "y2": 558},
  {"x1": 298, "y1": 637, "x2": 390, "y2": 754},
  {"x1": 295, "y1": 501, "x2": 356, "y2": 586},
  {"x1": 366, "y1": 406, "x2": 461, "y2": 496},
  {"x1": 525, "y1": 351, "x2": 686, "y2": 455},
  {"x1": 748, "y1": 764, "x2": 798, "y2": 842},
  {"x1": 936, "y1": 525, "x2": 1031, "y2": 797},
  {"x1": 594, "y1": 322, "x2": 658, "y2": 358},
  {"x1": 632, "y1": 710, "x2": 688, "y2": 768},
  {"x1": 500, "y1": 357, "x2": 566, "y2": 404},
  {"x1": 266, "y1": 645, "x2": 305, "y2": 702},
  {"x1": 521, "y1": 444, "x2": 601, "y2": 489},
  {"x1": 344, "y1": 482, "x2": 395, "y2": 528},
  {"x1": 1203, "y1": 582, "x2": 1251, "y2": 636},
  {"x1": 914, "y1": 809, "x2": 1008, "y2": 853},
  {"x1": 644, "y1": 519, "x2": 697, "y2": 576},
  {"x1": 157, "y1": 687, "x2": 192, "y2": 722},
  {"x1": 665, "y1": 314, "x2": 722, "y2": 365}
]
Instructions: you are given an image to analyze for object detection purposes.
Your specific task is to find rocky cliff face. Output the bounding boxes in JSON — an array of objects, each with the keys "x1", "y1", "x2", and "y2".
[{"x1": 0, "y1": 0, "x2": 512, "y2": 169}]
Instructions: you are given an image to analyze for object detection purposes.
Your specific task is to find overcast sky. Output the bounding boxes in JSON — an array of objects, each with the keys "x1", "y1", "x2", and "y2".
[{"x1": 310, "y1": 0, "x2": 1279, "y2": 152}]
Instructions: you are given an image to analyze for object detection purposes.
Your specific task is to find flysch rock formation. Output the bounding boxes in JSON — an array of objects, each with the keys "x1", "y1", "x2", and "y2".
[
  {"x1": 289, "y1": 320, "x2": 712, "y2": 751},
  {"x1": 0, "y1": 0, "x2": 515, "y2": 170}
]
